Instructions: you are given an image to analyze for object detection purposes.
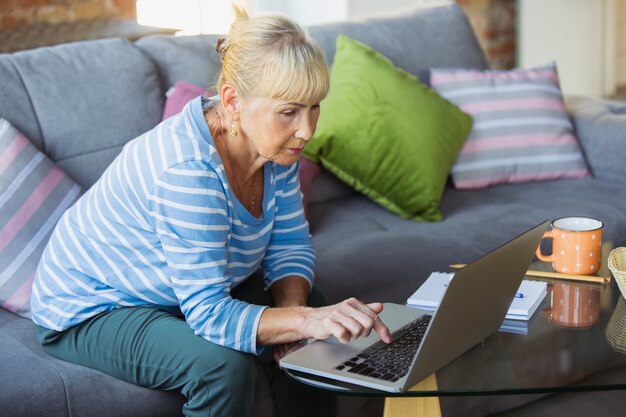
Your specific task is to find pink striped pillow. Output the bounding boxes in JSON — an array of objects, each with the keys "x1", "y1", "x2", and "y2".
[
  {"x1": 430, "y1": 63, "x2": 590, "y2": 189},
  {"x1": 0, "y1": 119, "x2": 82, "y2": 318},
  {"x1": 162, "y1": 80, "x2": 208, "y2": 120}
]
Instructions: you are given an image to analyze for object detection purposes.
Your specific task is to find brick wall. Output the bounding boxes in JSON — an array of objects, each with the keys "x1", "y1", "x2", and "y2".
[
  {"x1": 458, "y1": 0, "x2": 517, "y2": 69},
  {"x1": 0, "y1": 0, "x2": 136, "y2": 29}
]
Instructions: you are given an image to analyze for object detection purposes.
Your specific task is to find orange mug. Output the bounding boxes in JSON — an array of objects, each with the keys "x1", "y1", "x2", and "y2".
[{"x1": 536, "y1": 217, "x2": 603, "y2": 275}]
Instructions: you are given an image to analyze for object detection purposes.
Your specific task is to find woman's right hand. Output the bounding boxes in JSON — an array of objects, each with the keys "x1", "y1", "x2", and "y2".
[{"x1": 302, "y1": 298, "x2": 392, "y2": 344}]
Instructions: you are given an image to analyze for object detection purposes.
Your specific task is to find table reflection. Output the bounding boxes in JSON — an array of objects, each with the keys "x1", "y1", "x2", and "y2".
[
  {"x1": 606, "y1": 296, "x2": 626, "y2": 354},
  {"x1": 542, "y1": 282, "x2": 601, "y2": 328}
]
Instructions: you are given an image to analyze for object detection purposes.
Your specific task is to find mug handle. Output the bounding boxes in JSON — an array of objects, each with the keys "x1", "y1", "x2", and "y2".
[{"x1": 536, "y1": 230, "x2": 555, "y2": 262}]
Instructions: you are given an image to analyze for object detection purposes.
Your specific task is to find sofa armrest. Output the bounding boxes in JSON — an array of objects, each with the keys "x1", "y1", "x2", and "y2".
[{"x1": 566, "y1": 96, "x2": 626, "y2": 184}]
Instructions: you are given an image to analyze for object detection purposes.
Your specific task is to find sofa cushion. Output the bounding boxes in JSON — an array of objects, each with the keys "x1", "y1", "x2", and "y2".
[
  {"x1": 298, "y1": 157, "x2": 321, "y2": 219},
  {"x1": 6, "y1": 38, "x2": 163, "y2": 189},
  {"x1": 0, "y1": 56, "x2": 44, "y2": 151},
  {"x1": 135, "y1": 34, "x2": 222, "y2": 91},
  {"x1": 303, "y1": 35, "x2": 471, "y2": 221},
  {"x1": 0, "y1": 309, "x2": 185, "y2": 417},
  {"x1": 309, "y1": 178, "x2": 626, "y2": 305},
  {"x1": 431, "y1": 64, "x2": 590, "y2": 189},
  {"x1": 566, "y1": 96, "x2": 626, "y2": 184},
  {"x1": 307, "y1": 169, "x2": 357, "y2": 206},
  {"x1": 308, "y1": 4, "x2": 489, "y2": 83},
  {"x1": 0, "y1": 119, "x2": 82, "y2": 318},
  {"x1": 0, "y1": 326, "x2": 70, "y2": 416}
]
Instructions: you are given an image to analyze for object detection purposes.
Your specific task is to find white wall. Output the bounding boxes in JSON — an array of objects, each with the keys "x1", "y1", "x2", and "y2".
[
  {"x1": 251, "y1": 0, "x2": 451, "y2": 26},
  {"x1": 518, "y1": 0, "x2": 617, "y2": 97},
  {"x1": 251, "y1": 0, "x2": 348, "y2": 26},
  {"x1": 618, "y1": 0, "x2": 626, "y2": 86},
  {"x1": 346, "y1": 0, "x2": 451, "y2": 20}
]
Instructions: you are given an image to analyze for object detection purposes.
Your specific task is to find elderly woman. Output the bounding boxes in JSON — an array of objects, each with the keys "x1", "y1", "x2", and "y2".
[{"x1": 31, "y1": 6, "x2": 390, "y2": 417}]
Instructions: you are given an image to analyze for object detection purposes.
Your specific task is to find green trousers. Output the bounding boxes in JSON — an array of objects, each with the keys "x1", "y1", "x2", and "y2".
[{"x1": 36, "y1": 272, "x2": 337, "y2": 417}]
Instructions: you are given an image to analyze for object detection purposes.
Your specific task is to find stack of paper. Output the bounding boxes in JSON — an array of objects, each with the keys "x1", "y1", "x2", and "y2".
[
  {"x1": 499, "y1": 319, "x2": 530, "y2": 335},
  {"x1": 406, "y1": 272, "x2": 547, "y2": 321}
]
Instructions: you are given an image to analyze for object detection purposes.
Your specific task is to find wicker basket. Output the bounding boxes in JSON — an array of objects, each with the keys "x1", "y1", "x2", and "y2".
[
  {"x1": 609, "y1": 247, "x2": 626, "y2": 299},
  {"x1": 606, "y1": 297, "x2": 626, "y2": 353}
]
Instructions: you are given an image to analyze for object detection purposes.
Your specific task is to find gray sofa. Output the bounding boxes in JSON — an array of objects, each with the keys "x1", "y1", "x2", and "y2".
[{"x1": 1, "y1": 4, "x2": 626, "y2": 417}]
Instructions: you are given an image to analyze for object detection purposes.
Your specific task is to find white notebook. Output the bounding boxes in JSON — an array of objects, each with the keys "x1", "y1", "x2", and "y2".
[{"x1": 407, "y1": 272, "x2": 547, "y2": 321}]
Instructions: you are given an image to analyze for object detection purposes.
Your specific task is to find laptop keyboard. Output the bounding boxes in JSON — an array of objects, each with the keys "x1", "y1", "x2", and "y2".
[{"x1": 334, "y1": 314, "x2": 432, "y2": 382}]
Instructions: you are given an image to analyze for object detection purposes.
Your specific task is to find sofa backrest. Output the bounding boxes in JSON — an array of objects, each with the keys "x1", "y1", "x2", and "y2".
[
  {"x1": 0, "y1": 38, "x2": 164, "y2": 188},
  {"x1": 135, "y1": 34, "x2": 223, "y2": 93},
  {"x1": 309, "y1": 4, "x2": 488, "y2": 83},
  {"x1": 0, "y1": 4, "x2": 487, "y2": 190},
  {"x1": 136, "y1": 4, "x2": 488, "y2": 90}
]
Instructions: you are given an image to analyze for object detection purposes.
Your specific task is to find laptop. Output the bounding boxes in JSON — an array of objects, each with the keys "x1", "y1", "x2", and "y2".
[{"x1": 280, "y1": 220, "x2": 549, "y2": 393}]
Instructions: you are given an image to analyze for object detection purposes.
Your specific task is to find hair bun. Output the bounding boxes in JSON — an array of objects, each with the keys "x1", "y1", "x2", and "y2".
[{"x1": 216, "y1": 36, "x2": 230, "y2": 56}]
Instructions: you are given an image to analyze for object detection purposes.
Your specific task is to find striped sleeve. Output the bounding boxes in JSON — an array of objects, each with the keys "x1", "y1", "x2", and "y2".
[
  {"x1": 262, "y1": 161, "x2": 316, "y2": 289},
  {"x1": 149, "y1": 161, "x2": 267, "y2": 354}
]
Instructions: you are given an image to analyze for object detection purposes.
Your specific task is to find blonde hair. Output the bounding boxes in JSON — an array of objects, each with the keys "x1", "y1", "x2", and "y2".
[{"x1": 215, "y1": 5, "x2": 329, "y2": 104}]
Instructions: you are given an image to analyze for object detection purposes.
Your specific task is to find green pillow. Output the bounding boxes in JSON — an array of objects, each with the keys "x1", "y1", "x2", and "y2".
[{"x1": 303, "y1": 35, "x2": 472, "y2": 221}]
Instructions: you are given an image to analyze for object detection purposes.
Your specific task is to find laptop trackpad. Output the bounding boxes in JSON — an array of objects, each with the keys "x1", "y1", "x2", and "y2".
[{"x1": 282, "y1": 303, "x2": 429, "y2": 370}]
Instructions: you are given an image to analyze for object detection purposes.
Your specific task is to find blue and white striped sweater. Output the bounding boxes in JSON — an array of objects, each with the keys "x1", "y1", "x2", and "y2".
[{"x1": 31, "y1": 97, "x2": 315, "y2": 354}]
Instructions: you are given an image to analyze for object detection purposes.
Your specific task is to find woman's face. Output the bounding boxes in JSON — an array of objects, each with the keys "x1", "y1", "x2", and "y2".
[{"x1": 237, "y1": 95, "x2": 321, "y2": 166}]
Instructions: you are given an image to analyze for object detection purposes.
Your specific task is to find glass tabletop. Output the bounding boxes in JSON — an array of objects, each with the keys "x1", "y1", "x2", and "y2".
[{"x1": 287, "y1": 241, "x2": 626, "y2": 397}]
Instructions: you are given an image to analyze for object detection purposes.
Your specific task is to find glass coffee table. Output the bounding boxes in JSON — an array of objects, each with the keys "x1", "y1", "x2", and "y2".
[{"x1": 287, "y1": 241, "x2": 626, "y2": 417}]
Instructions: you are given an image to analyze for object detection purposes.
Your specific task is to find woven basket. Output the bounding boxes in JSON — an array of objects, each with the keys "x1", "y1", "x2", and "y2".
[
  {"x1": 606, "y1": 297, "x2": 626, "y2": 353},
  {"x1": 609, "y1": 247, "x2": 626, "y2": 299}
]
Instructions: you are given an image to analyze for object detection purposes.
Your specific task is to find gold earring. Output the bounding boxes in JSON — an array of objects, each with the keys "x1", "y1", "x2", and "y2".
[{"x1": 229, "y1": 123, "x2": 238, "y2": 137}]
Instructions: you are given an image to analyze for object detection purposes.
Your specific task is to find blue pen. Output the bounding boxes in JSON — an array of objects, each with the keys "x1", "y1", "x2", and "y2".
[{"x1": 515, "y1": 293, "x2": 524, "y2": 298}]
